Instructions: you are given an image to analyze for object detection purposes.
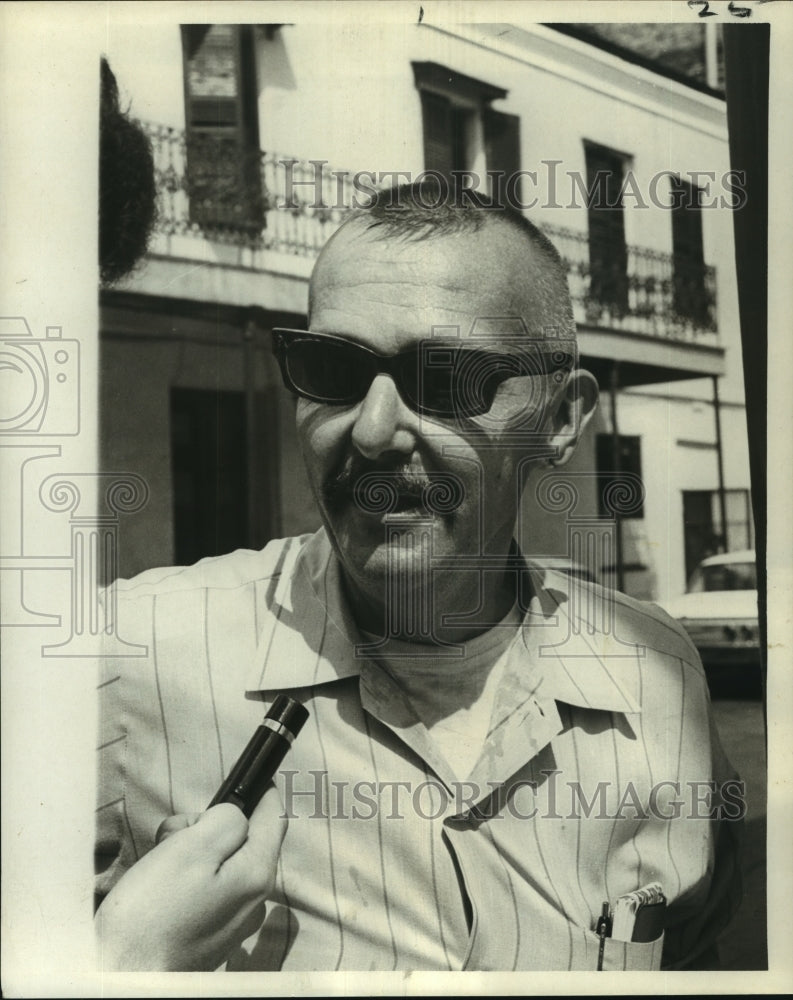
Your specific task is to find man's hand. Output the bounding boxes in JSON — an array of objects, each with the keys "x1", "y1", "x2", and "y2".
[{"x1": 95, "y1": 787, "x2": 286, "y2": 971}]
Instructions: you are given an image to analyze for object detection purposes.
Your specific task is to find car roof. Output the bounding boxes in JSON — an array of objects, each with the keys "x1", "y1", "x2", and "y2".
[{"x1": 698, "y1": 549, "x2": 756, "y2": 567}]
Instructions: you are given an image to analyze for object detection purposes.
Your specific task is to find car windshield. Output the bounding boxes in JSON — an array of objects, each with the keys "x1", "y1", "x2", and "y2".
[{"x1": 687, "y1": 561, "x2": 757, "y2": 593}]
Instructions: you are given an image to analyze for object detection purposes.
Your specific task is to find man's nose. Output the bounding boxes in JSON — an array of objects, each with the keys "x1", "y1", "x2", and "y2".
[{"x1": 351, "y1": 375, "x2": 417, "y2": 460}]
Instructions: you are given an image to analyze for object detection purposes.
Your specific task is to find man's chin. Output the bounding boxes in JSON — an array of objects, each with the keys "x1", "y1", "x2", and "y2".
[{"x1": 328, "y1": 510, "x2": 457, "y2": 581}]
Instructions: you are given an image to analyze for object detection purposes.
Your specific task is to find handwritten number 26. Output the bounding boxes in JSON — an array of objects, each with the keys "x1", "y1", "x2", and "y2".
[{"x1": 688, "y1": 0, "x2": 753, "y2": 17}]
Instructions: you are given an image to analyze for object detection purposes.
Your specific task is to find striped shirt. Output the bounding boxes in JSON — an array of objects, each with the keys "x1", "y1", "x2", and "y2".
[{"x1": 96, "y1": 529, "x2": 742, "y2": 971}]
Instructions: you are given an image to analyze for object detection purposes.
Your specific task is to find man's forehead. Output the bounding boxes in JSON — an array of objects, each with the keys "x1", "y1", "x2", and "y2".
[
  {"x1": 313, "y1": 216, "x2": 534, "y2": 285},
  {"x1": 308, "y1": 217, "x2": 562, "y2": 341}
]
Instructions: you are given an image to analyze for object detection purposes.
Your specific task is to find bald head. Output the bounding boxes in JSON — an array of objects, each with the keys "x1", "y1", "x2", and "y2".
[{"x1": 309, "y1": 180, "x2": 576, "y2": 343}]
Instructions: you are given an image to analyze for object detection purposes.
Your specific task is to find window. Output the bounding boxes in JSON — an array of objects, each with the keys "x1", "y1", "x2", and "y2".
[
  {"x1": 584, "y1": 142, "x2": 629, "y2": 316},
  {"x1": 413, "y1": 62, "x2": 519, "y2": 199},
  {"x1": 171, "y1": 388, "x2": 248, "y2": 564},
  {"x1": 670, "y1": 177, "x2": 712, "y2": 327},
  {"x1": 596, "y1": 434, "x2": 644, "y2": 518},
  {"x1": 181, "y1": 24, "x2": 263, "y2": 232},
  {"x1": 682, "y1": 489, "x2": 754, "y2": 579}
]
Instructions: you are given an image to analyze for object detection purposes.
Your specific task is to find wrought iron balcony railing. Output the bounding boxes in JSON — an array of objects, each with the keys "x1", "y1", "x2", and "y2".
[
  {"x1": 145, "y1": 123, "x2": 349, "y2": 257},
  {"x1": 143, "y1": 123, "x2": 718, "y2": 343},
  {"x1": 542, "y1": 223, "x2": 717, "y2": 341}
]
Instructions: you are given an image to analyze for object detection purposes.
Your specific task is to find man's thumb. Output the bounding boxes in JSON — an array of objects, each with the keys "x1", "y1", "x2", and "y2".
[
  {"x1": 191, "y1": 802, "x2": 250, "y2": 861},
  {"x1": 155, "y1": 812, "x2": 202, "y2": 845}
]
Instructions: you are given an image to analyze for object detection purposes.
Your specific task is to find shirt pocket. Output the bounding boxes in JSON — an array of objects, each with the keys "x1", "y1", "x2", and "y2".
[
  {"x1": 581, "y1": 925, "x2": 665, "y2": 971},
  {"x1": 601, "y1": 932, "x2": 665, "y2": 971}
]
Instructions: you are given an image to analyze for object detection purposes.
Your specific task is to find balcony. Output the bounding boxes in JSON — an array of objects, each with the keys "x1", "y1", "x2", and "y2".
[
  {"x1": 144, "y1": 123, "x2": 348, "y2": 259},
  {"x1": 542, "y1": 223, "x2": 723, "y2": 385},
  {"x1": 541, "y1": 224, "x2": 717, "y2": 341},
  {"x1": 140, "y1": 123, "x2": 723, "y2": 383}
]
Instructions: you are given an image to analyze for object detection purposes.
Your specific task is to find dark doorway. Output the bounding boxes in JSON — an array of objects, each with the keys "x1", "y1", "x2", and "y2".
[{"x1": 171, "y1": 387, "x2": 248, "y2": 565}]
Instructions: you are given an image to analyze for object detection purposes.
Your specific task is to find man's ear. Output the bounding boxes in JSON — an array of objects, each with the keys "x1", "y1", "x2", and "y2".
[{"x1": 547, "y1": 369, "x2": 599, "y2": 466}]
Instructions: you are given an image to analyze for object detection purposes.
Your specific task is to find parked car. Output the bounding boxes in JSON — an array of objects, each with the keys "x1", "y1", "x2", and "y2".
[{"x1": 663, "y1": 549, "x2": 761, "y2": 684}]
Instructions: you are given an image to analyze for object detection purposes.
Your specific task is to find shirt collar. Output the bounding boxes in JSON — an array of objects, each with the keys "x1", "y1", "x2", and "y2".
[
  {"x1": 516, "y1": 565, "x2": 643, "y2": 714},
  {"x1": 245, "y1": 529, "x2": 673, "y2": 716},
  {"x1": 245, "y1": 529, "x2": 363, "y2": 695}
]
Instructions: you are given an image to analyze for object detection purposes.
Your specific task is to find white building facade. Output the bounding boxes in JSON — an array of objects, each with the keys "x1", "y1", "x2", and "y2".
[{"x1": 102, "y1": 18, "x2": 752, "y2": 604}]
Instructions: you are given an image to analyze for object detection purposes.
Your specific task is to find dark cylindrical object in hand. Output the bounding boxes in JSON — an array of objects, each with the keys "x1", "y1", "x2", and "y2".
[{"x1": 208, "y1": 695, "x2": 309, "y2": 818}]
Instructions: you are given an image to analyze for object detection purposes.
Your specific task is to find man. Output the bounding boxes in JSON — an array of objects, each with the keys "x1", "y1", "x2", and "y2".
[{"x1": 95, "y1": 183, "x2": 741, "y2": 972}]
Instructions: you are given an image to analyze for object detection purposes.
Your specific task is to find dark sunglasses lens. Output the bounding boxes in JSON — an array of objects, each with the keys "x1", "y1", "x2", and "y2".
[
  {"x1": 414, "y1": 349, "x2": 515, "y2": 417},
  {"x1": 417, "y1": 364, "x2": 458, "y2": 414},
  {"x1": 451, "y1": 351, "x2": 514, "y2": 415},
  {"x1": 384, "y1": 350, "x2": 452, "y2": 416},
  {"x1": 286, "y1": 339, "x2": 372, "y2": 403}
]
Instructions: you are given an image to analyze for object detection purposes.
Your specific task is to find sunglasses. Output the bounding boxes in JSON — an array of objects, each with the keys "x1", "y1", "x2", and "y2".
[{"x1": 271, "y1": 328, "x2": 574, "y2": 419}]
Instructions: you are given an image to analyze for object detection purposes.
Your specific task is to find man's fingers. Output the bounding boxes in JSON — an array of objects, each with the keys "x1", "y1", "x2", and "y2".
[
  {"x1": 155, "y1": 812, "x2": 201, "y2": 845},
  {"x1": 153, "y1": 792, "x2": 283, "y2": 894},
  {"x1": 190, "y1": 803, "x2": 250, "y2": 863},
  {"x1": 246, "y1": 782, "x2": 288, "y2": 856},
  {"x1": 220, "y1": 784, "x2": 287, "y2": 898}
]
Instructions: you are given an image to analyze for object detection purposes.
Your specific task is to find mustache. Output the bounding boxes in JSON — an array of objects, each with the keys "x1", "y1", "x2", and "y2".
[{"x1": 323, "y1": 459, "x2": 465, "y2": 515}]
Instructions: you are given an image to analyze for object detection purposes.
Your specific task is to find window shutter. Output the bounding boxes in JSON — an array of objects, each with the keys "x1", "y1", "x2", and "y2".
[
  {"x1": 483, "y1": 108, "x2": 521, "y2": 184},
  {"x1": 585, "y1": 144, "x2": 629, "y2": 314},
  {"x1": 420, "y1": 89, "x2": 454, "y2": 177},
  {"x1": 670, "y1": 178, "x2": 708, "y2": 325},
  {"x1": 181, "y1": 24, "x2": 264, "y2": 233},
  {"x1": 671, "y1": 181, "x2": 705, "y2": 262}
]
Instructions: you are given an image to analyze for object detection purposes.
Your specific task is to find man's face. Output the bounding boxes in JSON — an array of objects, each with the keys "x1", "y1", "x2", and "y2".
[{"x1": 295, "y1": 220, "x2": 579, "y2": 618}]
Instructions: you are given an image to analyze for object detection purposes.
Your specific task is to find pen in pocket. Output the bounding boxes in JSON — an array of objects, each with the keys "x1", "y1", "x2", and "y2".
[
  {"x1": 596, "y1": 882, "x2": 666, "y2": 970},
  {"x1": 596, "y1": 901, "x2": 611, "y2": 971}
]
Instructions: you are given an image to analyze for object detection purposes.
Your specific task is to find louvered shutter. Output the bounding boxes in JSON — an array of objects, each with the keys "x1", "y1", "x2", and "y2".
[
  {"x1": 420, "y1": 89, "x2": 454, "y2": 177},
  {"x1": 483, "y1": 108, "x2": 521, "y2": 202}
]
